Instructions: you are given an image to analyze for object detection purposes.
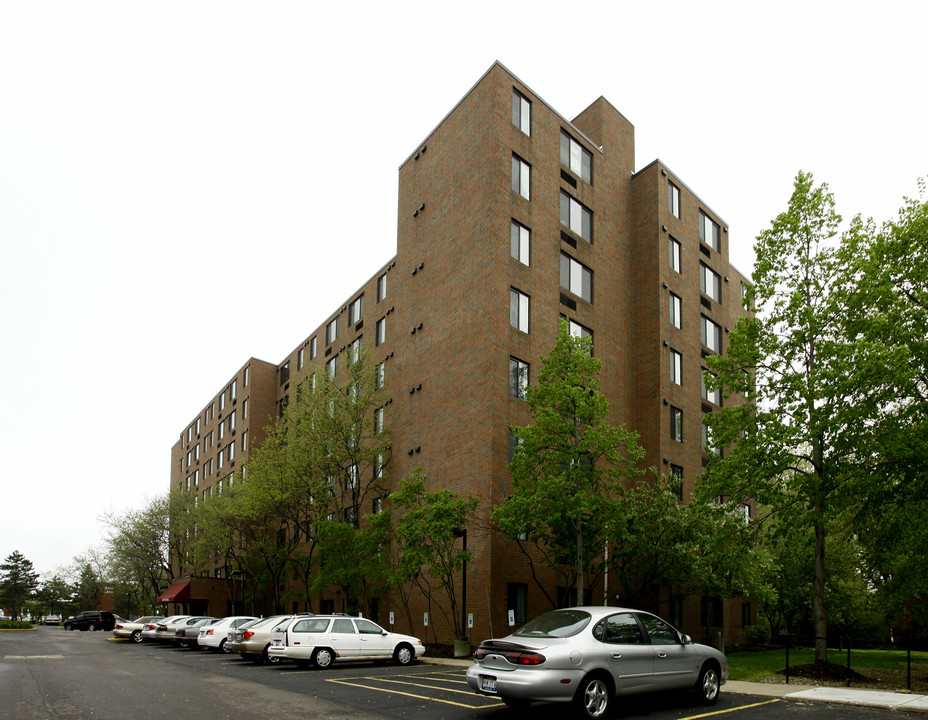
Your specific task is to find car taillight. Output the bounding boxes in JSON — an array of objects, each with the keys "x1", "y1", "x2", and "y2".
[
  {"x1": 115, "y1": 624, "x2": 124, "y2": 629},
  {"x1": 474, "y1": 647, "x2": 545, "y2": 665},
  {"x1": 206, "y1": 628, "x2": 214, "y2": 635},
  {"x1": 146, "y1": 624, "x2": 156, "y2": 630},
  {"x1": 243, "y1": 631, "x2": 255, "y2": 639}
]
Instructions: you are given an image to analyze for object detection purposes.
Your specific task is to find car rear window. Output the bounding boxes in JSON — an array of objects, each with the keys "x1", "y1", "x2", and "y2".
[{"x1": 512, "y1": 609, "x2": 592, "y2": 638}]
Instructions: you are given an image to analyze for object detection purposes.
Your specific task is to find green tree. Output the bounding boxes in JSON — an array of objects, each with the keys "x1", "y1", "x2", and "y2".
[
  {"x1": 841, "y1": 181, "x2": 928, "y2": 633},
  {"x1": 194, "y1": 347, "x2": 391, "y2": 613},
  {"x1": 704, "y1": 171, "x2": 865, "y2": 664},
  {"x1": 390, "y1": 469, "x2": 478, "y2": 642},
  {"x1": 608, "y1": 475, "x2": 766, "y2": 612},
  {"x1": 0, "y1": 550, "x2": 39, "y2": 620},
  {"x1": 494, "y1": 320, "x2": 644, "y2": 606},
  {"x1": 101, "y1": 495, "x2": 176, "y2": 613},
  {"x1": 35, "y1": 574, "x2": 77, "y2": 619}
]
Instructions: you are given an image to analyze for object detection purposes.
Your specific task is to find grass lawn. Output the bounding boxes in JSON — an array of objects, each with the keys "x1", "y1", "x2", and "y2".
[{"x1": 727, "y1": 647, "x2": 928, "y2": 692}]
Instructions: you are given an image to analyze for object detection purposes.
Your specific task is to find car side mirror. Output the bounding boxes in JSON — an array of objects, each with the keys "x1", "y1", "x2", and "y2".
[
  {"x1": 680, "y1": 634, "x2": 693, "y2": 645},
  {"x1": 382, "y1": 630, "x2": 388, "y2": 636}
]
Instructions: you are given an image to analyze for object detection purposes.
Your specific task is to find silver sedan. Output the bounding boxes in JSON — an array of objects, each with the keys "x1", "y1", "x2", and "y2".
[{"x1": 465, "y1": 606, "x2": 728, "y2": 719}]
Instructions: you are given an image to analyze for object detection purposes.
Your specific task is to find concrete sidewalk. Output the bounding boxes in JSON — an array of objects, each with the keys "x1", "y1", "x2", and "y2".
[
  {"x1": 424, "y1": 658, "x2": 928, "y2": 713},
  {"x1": 726, "y1": 680, "x2": 928, "y2": 713}
]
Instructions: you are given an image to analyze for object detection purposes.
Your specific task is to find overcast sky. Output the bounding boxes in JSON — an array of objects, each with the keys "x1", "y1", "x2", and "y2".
[{"x1": 1, "y1": 1, "x2": 924, "y2": 578}]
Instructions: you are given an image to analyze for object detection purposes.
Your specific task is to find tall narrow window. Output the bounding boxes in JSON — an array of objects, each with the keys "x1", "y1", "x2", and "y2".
[
  {"x1": 512, "y1": 89, "x2": 531, "y2": 135},
  {"x1": 567, "y1": 318, "x2": 593, "y2": 341},
  {"x1": 377, "y1": 273, "x2": 387, "y2": 302},
  {"x1": 701, "y1": 316, "x2": 722, "y2": 353},
  {"x1": 669, "y1": 236, "x2": 681, "y2": 273},
  {"x1": 669, "y1": 292, "x2": 682, "y2": 329},
  {"x1": 309, "y1": 336, "x2": 317, "y2": 359},
  {"x1": 512, "y1": 154, "x2": 530, "y2": 200},
  {"x1": 560, "y1": 253, "x2": 593, "y2": 302},
  {"x1": 702, "y1": 372, "x2": 722, "y2": 405},
  {"x1": 699, "y1": 211, "x2": 721, "y2": 251},
  {"x1": 509, "y1": 357, "x2": 529, "y2": 400},
  {"x1": 700, "y1": 263, "x2": 722, "y2": 302},
  {"x1": 560, "y1": 192, "x2": 592, "y2": 242},
  {"x1": 374, "y1": 407, "x2": 384, "y2": 434},
  {"x1": 348, "y1": 295, "x2": 364, "y2": 325},
  {"x1": 376, "y1": 317, "x2": 386, "y2": 346},
  {"x1": 560, "y1": 131, "x2": 592, "y2": 183},
  {"x1": 326, "y1": 317, "x2": 339, "y2": 345},
  {"x1": 510, "y1": 288, "x2": 529, "y2": 332},
  {"x1": 511, "y1": 220, "x2": 530, "y2": 266},
  {"x1": 375, "y1": 362, "x2": 385, "y2": 389},
  {"x1": 668, "y1": 181, "x2": 681, "y2": 218},
  {"x1": 349, "y1": 336, "x2": 362, "y2": 364},
  {"x1": 298, "y1": 347, "x2": 305, "y2": 371},
  {"x1": 670, "y1": 406, "x2": 683, "y2": 442},
  {"x1": 326, "y1": 355, "x2": 338, "y2": 379},
  {"x1": 670, "y1": 349, "x2": 683, "y2": 385}
]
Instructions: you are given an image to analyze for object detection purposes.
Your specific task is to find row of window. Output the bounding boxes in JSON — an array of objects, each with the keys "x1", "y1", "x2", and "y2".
[
  {"x1": 667, "y1": 180, "x2": 721, "y2": 253},
  {"x1": 183, "y1": 371, "x2": 247, "y2": 446},
  {"x1": 182, "y1": 431, "x2": 248, "y2": 490}
]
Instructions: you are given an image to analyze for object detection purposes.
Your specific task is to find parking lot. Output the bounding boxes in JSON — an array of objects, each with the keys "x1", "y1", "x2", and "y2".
[{"x1": 2, "y1": 626, "x2": 923, "y2": 720}]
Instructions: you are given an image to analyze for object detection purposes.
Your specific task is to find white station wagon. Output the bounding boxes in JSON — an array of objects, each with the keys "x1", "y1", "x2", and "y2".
[{"x1": 267, "y1": 615, "x2": 425, "y2": 668}]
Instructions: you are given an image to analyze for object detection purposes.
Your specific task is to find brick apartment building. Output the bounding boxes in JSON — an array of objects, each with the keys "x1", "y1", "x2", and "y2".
[{"x1": 165, "y1": 62, "x2": 753, "y2": 646}]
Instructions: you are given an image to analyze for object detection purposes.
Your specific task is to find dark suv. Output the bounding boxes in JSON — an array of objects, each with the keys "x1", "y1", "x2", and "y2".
[{"x1": 64, "y1": 611, "x2": 116, "y2": 631}]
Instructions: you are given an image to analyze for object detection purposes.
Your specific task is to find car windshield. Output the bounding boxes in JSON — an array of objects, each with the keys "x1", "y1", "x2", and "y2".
[{"x1": 512, "y1": 609, "x2": 592, "y2": 638}]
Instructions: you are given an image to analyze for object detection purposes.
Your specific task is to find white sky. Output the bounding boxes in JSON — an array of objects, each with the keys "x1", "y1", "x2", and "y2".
[{"x1": 1, "y1": 1, "x2": 925, "y2": 578}]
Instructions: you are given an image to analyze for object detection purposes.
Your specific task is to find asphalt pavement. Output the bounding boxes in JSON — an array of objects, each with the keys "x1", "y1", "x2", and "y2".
[{"x1": 425, "y1": 657, "x2": 928, "y2": 714}]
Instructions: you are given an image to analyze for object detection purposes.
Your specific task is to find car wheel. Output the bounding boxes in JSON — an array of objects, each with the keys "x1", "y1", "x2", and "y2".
[
  {"x1": 393, "y1": 643, "x2": 414, "y2": 666},
  {"x1": 216, "y1": 639, "x2": 228, "y2": 653},
  {"x1": 574, "y1": 675, "x2": 612, "y2": 720},
  {"x1": 695, "y1": 663, "x2": 720, "y2": 705},
  {"x1": 89, "y1": 624, "x2": 98, "y2": 632},
  {"x1": 265, "y1": 646, "x2": 282, "y2": 665},
  {"x1": 312, "y1": 647, "x2": 334, "y2": 669},
  {"x1": 131, "y1": 630, "x2": 143, "y2": 643}
]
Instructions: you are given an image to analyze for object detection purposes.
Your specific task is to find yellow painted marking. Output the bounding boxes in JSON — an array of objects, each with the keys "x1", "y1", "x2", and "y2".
[
  {"x1": 326, "y1": 678, "x2": 502, "y2": 709},
  {"x1": 681, "y1": 698, "x2": 781, "y2": 718},
  {"x1": 375, "y1": 676, "x2": 482, "y2": 696}
]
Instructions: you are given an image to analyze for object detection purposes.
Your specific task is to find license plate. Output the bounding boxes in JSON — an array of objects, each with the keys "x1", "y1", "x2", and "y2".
[{"x1": 480, "y1": 676, "x2": 497, "y2": 693}]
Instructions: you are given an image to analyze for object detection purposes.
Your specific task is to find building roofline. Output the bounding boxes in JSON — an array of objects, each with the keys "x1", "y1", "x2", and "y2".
[{"x1": 399, "y1": 60, "x2": 613, "y2": 168}]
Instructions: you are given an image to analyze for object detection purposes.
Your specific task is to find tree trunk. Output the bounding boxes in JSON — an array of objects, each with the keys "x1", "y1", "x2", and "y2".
[
  {"x1": 813, "y1": 516, "x2": 828, "y2": 664},
  {"x1": 576, "y1": 514, "x2": 584, "y2": 605}
]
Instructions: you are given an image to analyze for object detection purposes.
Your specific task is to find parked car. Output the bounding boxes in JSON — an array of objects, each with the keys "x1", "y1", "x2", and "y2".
[
  {"x1": 158, "y1": 616, "x2": 213, "y2": 644},
  {"x1": 174, "y1": 617, "x2": 217, "y2": 648},
  {"x1": 112, "y1": 616, "x2": 162, "y2": 643},
  {"x1": 63, "y1": 611, "x2": 116, "y2": 632},
  {"x1": 267, "y1": 615, "x2": 425, "y2": 668},
  {"x1": 227, "y1": 615, "x2": 295, "y2": 664},
  {"x1": 142, "y1": 615, "x2": 189, "y2": 642},
  {"x1": 197, "y1": 616, "x2": 258, "y2": 653},
  {"x1": 465, "y1": 606, "x2": 729, "y2": 719},
  {"x1": 43, "y1": 615, "x2": 62, "y2": 626}
]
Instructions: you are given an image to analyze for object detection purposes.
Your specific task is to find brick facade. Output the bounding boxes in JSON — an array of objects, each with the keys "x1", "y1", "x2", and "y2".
[{"x1": 167, "y1": 62, "x2": 753, "y2": 648}]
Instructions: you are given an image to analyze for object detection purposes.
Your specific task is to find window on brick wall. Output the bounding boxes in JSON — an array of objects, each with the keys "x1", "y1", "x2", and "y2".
[
  {"x1": 699, "y1": 210, "x2": 721, "y2": 252},
  {"x1": 377, "y1": 273, "x2": 387, "y2": 302},
  {"x1": 700, "y1": 263, "x2": 721, "y2": 302},
  {"x1": 511, "y1": 220, "x2": 530, "y2": 266},
  {"x1": 509, "y1": 357, "x2": 529, "y2": 399},
  {"x1": 669, "y1": 292, "x2": 682, "y2": 328},
  {"x1": 701, "y1": 315, "x2": 722, "y2": 353},
  {"x1": 510, "y1": 288, "x2": 529, "y2": 332},
  {"x1": 670, "y1": 406, "x2": 683, "y2": 442},
  {"x1": 348, "y1": 294, "x2": 364, "y2": 325},
  {"x1": 512, "y1": 154, "x2": 530, "y2": 200},
  {"x1": 560, "y1": 130, "x2": 592, "y2": 183},
  {"x1": 560, "y1": 253, "x2": 592, "y2": 302},
  {"x1": 670, "y1": 349, "x2": 683, "y2": 385},
  {"x1": 326, "y1": 317, "x2": 339, "y2": 345},
  {"x1": 702, "y1": 372, "x2": 722, "y2": 405},
  {"x1": 376, "y1": 317, "x2": 386, "y2": 346},
  {"x1": 669, "y1": 236, "x2": 682, "y2": 273},
  {"x1": 668, "y1": 181, "x2": 681, "y2": 218},
  {"x1": 560, "y1": 191, "x2": 592, "y2": 242},
  {"x1": 512, "y1": 89, "x2": 531, "y2": 135}
]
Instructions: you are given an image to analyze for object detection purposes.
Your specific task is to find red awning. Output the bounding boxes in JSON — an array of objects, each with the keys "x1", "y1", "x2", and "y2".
[{"x1": 157, "y1": 581, "x2": 191, "y2": 603}]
